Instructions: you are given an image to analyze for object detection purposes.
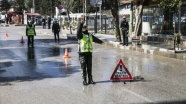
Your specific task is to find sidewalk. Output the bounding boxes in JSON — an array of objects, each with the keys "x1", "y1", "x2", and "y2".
[{"x1": 94, "y1": 33, "x2": 186, "y2": 60}]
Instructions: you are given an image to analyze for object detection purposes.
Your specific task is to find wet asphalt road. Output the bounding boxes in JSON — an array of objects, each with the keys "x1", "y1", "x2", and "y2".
[{"x1": 0, "y1": 26, "x2": 186, "y2": 104}]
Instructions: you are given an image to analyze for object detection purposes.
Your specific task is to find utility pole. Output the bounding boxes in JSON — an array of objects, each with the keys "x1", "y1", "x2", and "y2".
[
  {"x1": 99, "y1": 1, "x2": 102, "y2": 31},
  {"x1": 129, "y1": 3, "x2": 133, "y2": 37},
  {"x1": 85, "y1": 0, "x2": 87, "y2": 25},
  {"x1": 51, "y1": 0, "x2": 54, "y2": 17},
  {"x1": 83, "y1": 0, "x2": 87, "y2": 14},
  {"x1": 178, "y1": 7, "x2": 181, "y2": 34},
  {"x1": 33, "y1": 0, "x2": 35, "y2": 13},
  {"x1": 83, "y1": 0, "x2": 87, "y2": 25},
  {"x1": 83, "y1": 0, "x2": 85, "y2": 13}
]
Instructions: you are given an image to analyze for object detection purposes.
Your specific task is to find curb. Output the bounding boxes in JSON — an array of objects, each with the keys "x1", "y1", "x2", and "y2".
[
  {"x1": 102, "y1": 39, "x2": 186, "y2": 61},
  {"x1": 0, "y1": 24, "x2": 9, "y2": 27}
]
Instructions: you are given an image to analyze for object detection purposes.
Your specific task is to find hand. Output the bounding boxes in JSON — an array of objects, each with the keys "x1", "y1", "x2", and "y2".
[{"x1": 80, "y1": 16, "x2": 85, "y2": 23}]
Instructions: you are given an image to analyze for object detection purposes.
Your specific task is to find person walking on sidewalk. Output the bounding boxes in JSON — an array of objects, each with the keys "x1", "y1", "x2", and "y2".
[
  {"x1": 42, "y1": 17, "x2": 46, "y2": 29},
  {"x1": 77, "y1": 16, "x2": 103, "y2": 86},
  {"x1": 48, "y1": 16, "x2": 51, "y2": 29},
  {"x1": 52, "y1": 20, "x2": 60, "y2": 43},
  {"x1": 120, "y1": 16, "x2": 129, "y2": 46},
  {"x1": 26, "y1": 20, "x2": 36, "y2": 48}
]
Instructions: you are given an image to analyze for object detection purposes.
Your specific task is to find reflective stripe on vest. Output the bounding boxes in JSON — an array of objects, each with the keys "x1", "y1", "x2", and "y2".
[
  {"x1": 79, "y1": 33, "x2": 93, "y2": 52},
  {"x1": 27, "y1": 25, "x2": 35, "y2": 36}
]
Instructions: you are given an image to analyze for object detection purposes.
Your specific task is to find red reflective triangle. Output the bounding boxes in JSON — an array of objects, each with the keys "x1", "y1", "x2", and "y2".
[{"x1": 110, "y1": 59, "x2": 133, "y2": 81}]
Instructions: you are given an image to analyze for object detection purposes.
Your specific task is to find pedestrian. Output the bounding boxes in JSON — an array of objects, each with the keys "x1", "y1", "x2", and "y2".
[
  {"x1": 48, "y1": 16, "x2": 51, "y2": 29},
  {"x1": 76, "y1": 16, "x2": 103, "y2": 86},
  {"x1": 52, "y1": 20, "x2": 60, "y2": 43},
  {"x1": 120, "y1": 16, "x2": 129, "y2": 46},
  {"x1": 31, "y1": 16, "x2": 35, "y2": 24},
  {"x1": 42, "y1": 17, "x2": 46, "y2": 29},
  {"x1": 26, "y1": 20, "x2": 36, "y2": 48},
  {"x1": 6, "y1": 17, "x2": 9, "y2": 24}
]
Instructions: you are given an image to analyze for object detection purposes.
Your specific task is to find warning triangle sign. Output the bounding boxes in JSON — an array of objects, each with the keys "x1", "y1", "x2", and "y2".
[{"x1": 110, "y1": 59, "x2": 133, "y2": 81}]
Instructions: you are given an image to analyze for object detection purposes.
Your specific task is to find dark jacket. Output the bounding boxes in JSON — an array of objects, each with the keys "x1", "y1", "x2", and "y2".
[
  {"x1": 48, "y1": 18, "x2": 51, "y2": 24},
  {"x1": 52, "y1": 22, "x2": 60, "y2": 33},
  {"x1": 26, "y1": 24, "x2": 36, "y2": 36},
  {"x1": 76, "y1": 22, "x2": 103, "y2": 44},
  {"x1": 120, "y1": 20, "x2": 129, "y2": 30},
  {"x1": 42, "y1": 18, "x2": 46, "y2": 24}
]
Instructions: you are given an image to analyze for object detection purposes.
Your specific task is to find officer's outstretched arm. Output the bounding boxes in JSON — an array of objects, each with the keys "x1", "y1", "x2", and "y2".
[
  {"x1": 92, "y1": 35, "x2": 103, "y2": 44},
  {"x1": 34, "y1": 26, "x2": 36, "y2": 36}
]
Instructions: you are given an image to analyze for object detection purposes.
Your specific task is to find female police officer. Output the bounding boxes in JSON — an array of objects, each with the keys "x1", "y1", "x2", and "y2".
[
  {"x1": 26, "y1": 20, "x2": 36, "y2": 48},
  {"x1": 77, "y1": 16, "x2": 103, "y2": 86}
]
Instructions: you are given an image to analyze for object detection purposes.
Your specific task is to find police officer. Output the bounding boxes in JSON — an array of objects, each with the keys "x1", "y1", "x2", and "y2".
[
  {"x1": 77, "y1": 16, "x2": 103, "y2": 86},
  {"x1": 26, "y1": 20, "x2": 36, "y2": 48},
  {"x1": 120, "y1": 16, "x2": 129, "y2": 46},
  {"x1": 52, "y1": 20, "x2": 60, "y2": 43}
]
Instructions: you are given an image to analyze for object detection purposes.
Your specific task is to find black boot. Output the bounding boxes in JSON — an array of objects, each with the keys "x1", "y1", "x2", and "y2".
[
  {"x1": 83, "y1": 78, "x2": 88, "y2": 86},
  {"x1": 88, "y1": 77, "x2": 96, "y2": 84}
]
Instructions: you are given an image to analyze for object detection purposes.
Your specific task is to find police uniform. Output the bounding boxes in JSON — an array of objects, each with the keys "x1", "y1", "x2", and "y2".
[
  {"x1": 26, "y1": 21, "x2": 36, "y2": 48},
  {"x1": 52, "y1": 20, "x2": 60, "y2": 43},
  {"x1": 77, "y1": 23, "x2": 103, "y2": 85},
  {"x1": 120, "y1": 16, "x2": 129, "y2": 46}
]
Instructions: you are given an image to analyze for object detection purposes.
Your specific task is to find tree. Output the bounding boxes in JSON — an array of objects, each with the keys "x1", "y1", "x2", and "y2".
[
  {"x1": 24, "y1": 0, "x2": 58, "y2": 16},
  {"x1": 155, "y1": 0, "x2": 182, "y2": 9},
  {"x1": 14, "y1": 0, "x2": 26, "y2": 11},
  {"x1": 133, "y1": 0, "x2": 144, "y2": 37},
  {"x1": 102, "y1": 0, "x2": 110, "y2": 10},
  {"x1": 0, "y1": 0, "x2": 11, "y2": 13},
  {"x1": 107, "y1": 0, "x2": 121, "y2": 42},
  {"x1": 152, "y1": 0, "x2": 182, "y2": 33},
  {"x1": 57, "y1": 0, "x2": 76, "y2": 34},
  {"x1": 38, "y1": 0, "x2": 52, "y2": 15},
  {"x1": 131, "y1": 0, "x2": 182, "y2": 37}
]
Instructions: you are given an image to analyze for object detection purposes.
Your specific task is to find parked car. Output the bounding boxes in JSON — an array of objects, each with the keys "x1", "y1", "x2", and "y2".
[{"x1": 0, "y1": 19, "x2": 6, "y2": 23}]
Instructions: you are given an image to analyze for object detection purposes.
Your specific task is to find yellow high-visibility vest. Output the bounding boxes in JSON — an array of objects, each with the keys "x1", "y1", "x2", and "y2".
[
  {"x1": 79, "y1": 33, "x2": 93, "y2": 52},
  {"x1": 27, "y1": 24, "x2": 35, "y2": 36}
]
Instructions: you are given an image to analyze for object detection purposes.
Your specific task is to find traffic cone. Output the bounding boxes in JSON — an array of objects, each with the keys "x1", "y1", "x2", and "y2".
[
  {"x1": 5, "y1": 33, "x2": 8, "y2": 37},
  {"x1": 20, "y1": 36, "x2": 25, "y2": 43},
  {"x1": 63, "y1": 48, "x2": 71, "y2": 58}
]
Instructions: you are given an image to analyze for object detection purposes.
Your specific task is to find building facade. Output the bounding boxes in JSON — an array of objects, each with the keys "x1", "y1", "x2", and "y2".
[{"x1": 119, "y1": 0, "x2": 186, "y2": 36}]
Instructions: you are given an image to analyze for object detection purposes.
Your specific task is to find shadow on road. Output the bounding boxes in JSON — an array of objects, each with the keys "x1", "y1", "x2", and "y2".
[
  {"x1": 140, "y1": 100, "x2": 186, "y2": 104},
  {"x1": 96, "y1": 78, "x2": 151, "y2": 84}
]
